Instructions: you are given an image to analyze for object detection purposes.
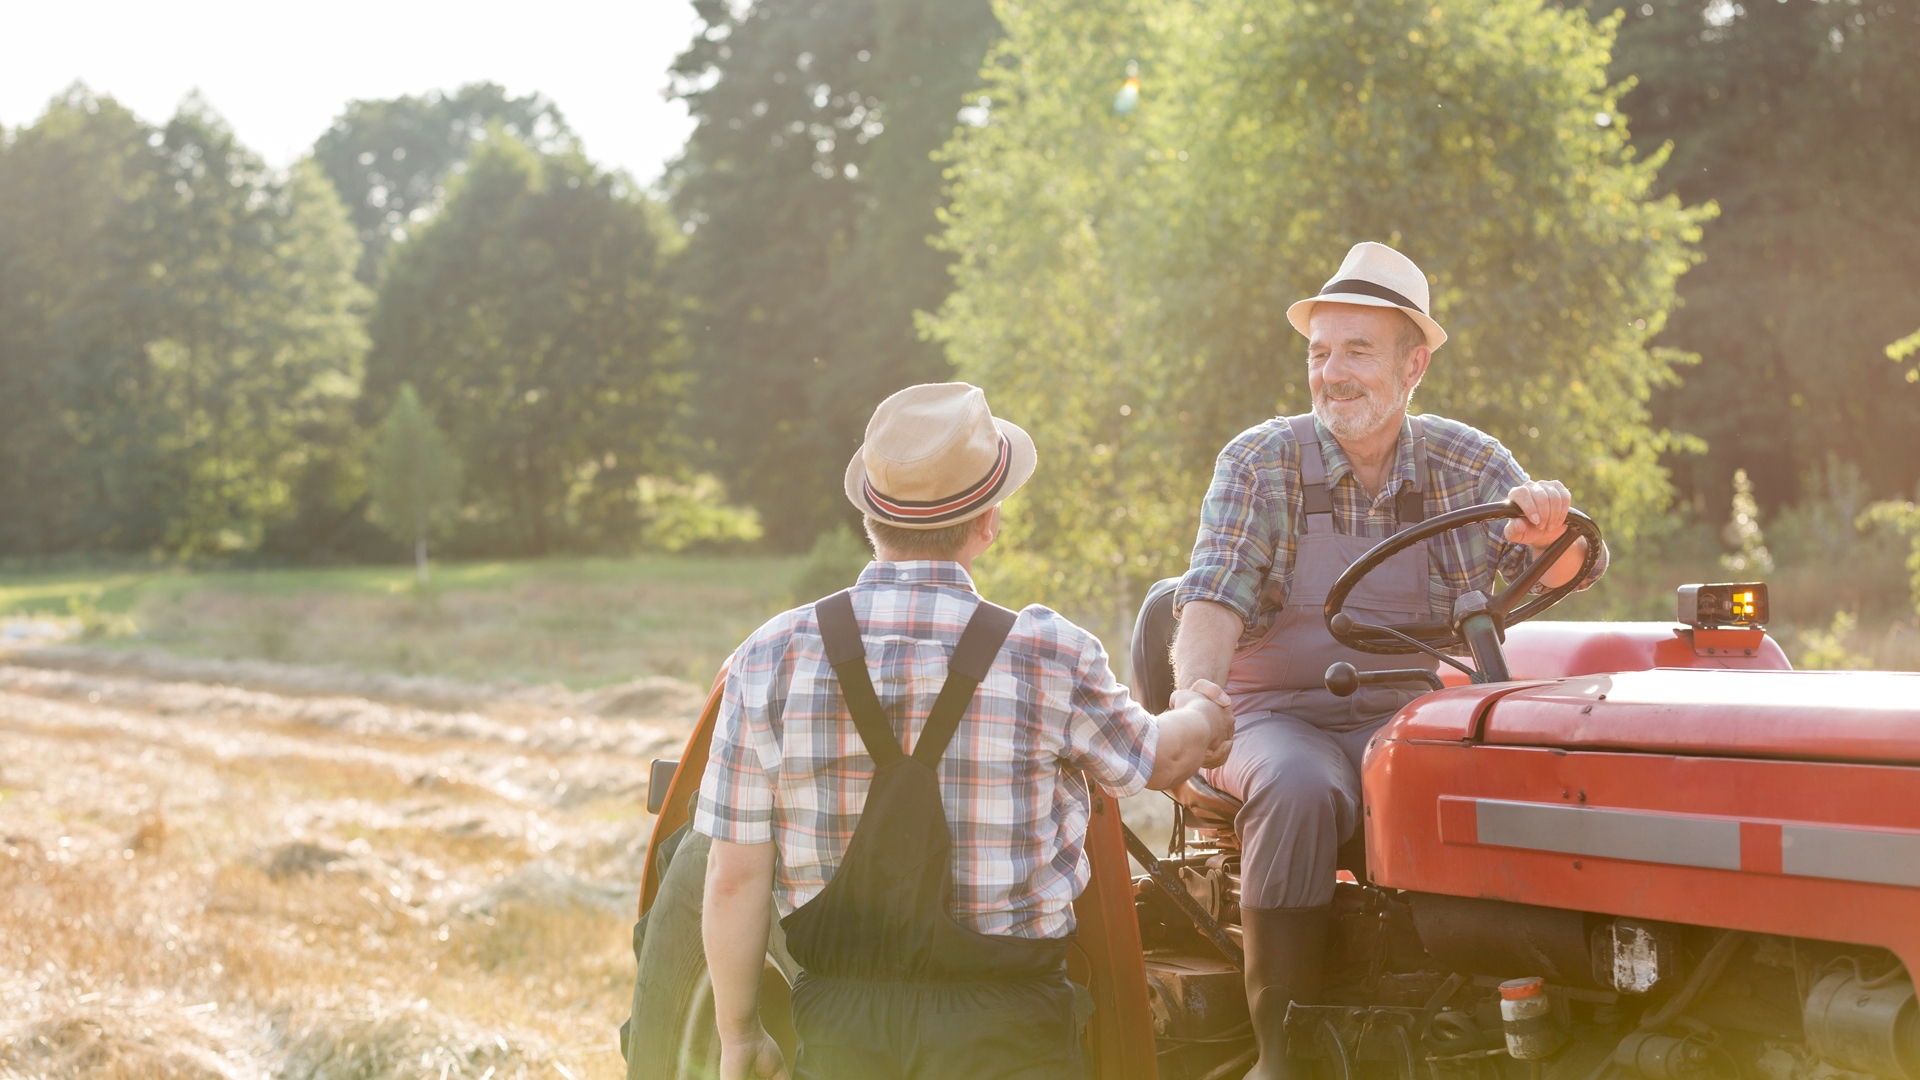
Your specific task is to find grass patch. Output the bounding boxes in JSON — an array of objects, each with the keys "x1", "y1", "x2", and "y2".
[{"x1": 0, "y1": 555, "x2": 805, "y2": 686}]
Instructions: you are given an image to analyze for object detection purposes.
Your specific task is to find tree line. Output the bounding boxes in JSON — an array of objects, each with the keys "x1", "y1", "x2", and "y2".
[
  {"x1": 0, "y1": 85, "x2": 730, "y2": 562},
  {"x1": 0, "y1": 0, "x2": 1914, "y2": 571}
]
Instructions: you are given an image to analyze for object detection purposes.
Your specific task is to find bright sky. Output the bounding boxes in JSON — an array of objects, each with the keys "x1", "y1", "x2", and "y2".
[{"x1": 0, "y1": 0, "x2": 704, "y2": 189}]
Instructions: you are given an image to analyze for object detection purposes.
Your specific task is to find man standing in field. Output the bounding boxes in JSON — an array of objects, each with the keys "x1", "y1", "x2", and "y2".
[
  {"x1": 1171, "y1": 243, "x2": 1607, "y2": 1078},
  {"x1": 697, "y1": 383, "x2": 1235, "y2": 1080}
]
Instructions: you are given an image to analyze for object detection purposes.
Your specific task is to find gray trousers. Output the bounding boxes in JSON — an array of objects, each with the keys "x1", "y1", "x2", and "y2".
[{"x1": 1202, "y1": 706, "x2": 1389, "y2": 910}]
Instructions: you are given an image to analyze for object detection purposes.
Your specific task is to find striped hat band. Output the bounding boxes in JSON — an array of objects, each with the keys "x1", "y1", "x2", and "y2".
[{"x1": 863, "y1": 435, "x2": 1011, "y2": 526}]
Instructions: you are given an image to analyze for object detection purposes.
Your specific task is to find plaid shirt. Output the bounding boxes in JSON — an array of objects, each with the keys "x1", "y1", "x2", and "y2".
[
  {"x1": 1176, "y1": 413, "x2": 1607, "y2": 643},
  {"x1": 693, "y1": 561, "x2": 1159, "y2": 939}
]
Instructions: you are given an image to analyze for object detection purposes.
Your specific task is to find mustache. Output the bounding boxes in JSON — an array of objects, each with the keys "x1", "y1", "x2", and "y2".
[{"x1": 1316, "y1": 380, "x2": 1373, "y2": 402}]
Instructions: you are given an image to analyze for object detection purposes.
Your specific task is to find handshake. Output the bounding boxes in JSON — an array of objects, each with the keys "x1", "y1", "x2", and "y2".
[{"x1": 1154, "y1": 679, "x2": 1235, "y2": 784}]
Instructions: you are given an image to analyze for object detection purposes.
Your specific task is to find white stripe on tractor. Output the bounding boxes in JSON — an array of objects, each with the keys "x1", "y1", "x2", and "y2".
[
  {"x1": 1782, "y1": 825, "x2": 1920, "y2": 888},
  {"x1": 1451, "y1": 798, "x2": 1920, "y2": 889},
  {"x1": 1473, "y1": 799, "x2": 1741, "y2": 871}
]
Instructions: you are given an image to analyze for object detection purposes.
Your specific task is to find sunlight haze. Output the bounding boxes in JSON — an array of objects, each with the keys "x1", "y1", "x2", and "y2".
[{"x1": 0, "y1": 0, "x2": 702, "y2": 187}]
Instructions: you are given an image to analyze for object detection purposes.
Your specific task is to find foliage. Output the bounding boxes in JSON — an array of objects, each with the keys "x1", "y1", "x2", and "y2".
[
  {"x1": 1591, "y1": 0, "x2": 1920, "y2": 512},
  {"x1": 367, "y1": 383, "x2": 464, "y2": 567},
  {"x1": 1718, "y1": 468, "x2": 1773, "y2": 574},
  {"x1": 0, "y1": 89, "x2": 368, "y2": 558},
  {"x1": 313, "y1": 83, "x2": 574, "y2": 283},
  {"x1": 1891, "y1": 328, "x2": 1920, "y2": 384},
  {"x1": 930, "y1": 0, "x2": 1708, "y2": 618},
  {"x1": 1795, "y1": 610, "x2": 1874, "y2": 671},
  {"x1": 667, "y1": 0, "x2": 999, "y2": 547},
  {"x1": 365, "y1": 132, "x2": 685, "y2": 556},
  {"x1": 1864, "y1": 499, "x2": 1920, "y2": 617},
  {"x1": 63, "y1": 592, "x2": 137, "y2": 640},
  {"x1": 633, "y1": 473, "x2": 764, "y2": 552},
  {"x1": 789, "y1": 523, "x2": 874, "y2": 601}
]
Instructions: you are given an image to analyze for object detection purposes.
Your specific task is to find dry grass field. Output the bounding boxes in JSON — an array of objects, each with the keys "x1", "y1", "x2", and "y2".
[
  {"x1": 0, "y1": 556, "x2": 1196, "y2": 1080},
  {"x1": 0, "y1": 650, "x2": 705, "y2": 1080}
]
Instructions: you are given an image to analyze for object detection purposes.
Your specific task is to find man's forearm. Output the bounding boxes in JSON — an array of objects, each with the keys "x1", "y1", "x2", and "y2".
[
  {"x1": 703, "y1": 839, "x2": 776, "y2": 1043},
  {"x1": 1532, "y1": 536, "x2": 1592, "y2": 589},
  {"x1": 1172, "y1": 599, "x2": 1243, "y2": 691}
]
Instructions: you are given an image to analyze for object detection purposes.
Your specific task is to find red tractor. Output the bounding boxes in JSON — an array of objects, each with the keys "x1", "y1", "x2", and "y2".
[{"x1": 624, "y1": 502, "x2": 1920, "y2": 1080}]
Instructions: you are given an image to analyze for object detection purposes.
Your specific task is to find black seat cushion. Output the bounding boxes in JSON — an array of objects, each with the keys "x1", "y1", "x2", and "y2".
[{"x1": 1130, "y1": 577, "x2": 1181, "y2": 715}]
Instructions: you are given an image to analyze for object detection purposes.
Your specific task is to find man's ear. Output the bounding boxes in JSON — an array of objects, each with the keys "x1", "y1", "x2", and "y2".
[{"x1": 1404, "y1": 344, "x2": 1432, "y2": 390}]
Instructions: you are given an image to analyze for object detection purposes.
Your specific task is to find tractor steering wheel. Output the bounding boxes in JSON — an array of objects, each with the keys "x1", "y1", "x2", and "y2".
[{"x1": 1324, "y1": 501, "x2": 1604, "y2": 657}]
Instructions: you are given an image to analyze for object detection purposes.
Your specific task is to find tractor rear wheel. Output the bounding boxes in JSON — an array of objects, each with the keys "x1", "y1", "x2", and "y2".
[{"x1": 624, "y1": 829, "x2": 799, "y2": 1080}]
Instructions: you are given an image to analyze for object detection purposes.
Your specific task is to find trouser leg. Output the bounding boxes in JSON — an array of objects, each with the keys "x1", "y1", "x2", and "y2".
[
  {"x1": 902, "y1": 977, "x2": 1082, "y2": 1080},
  {"x1": 791, "y1": 974, "x2": 1080, "y2": 1080},
  {"x1": 625, "y1": 830, "x2": 711, "y2": 1080},
  {"x1": 790, "y1": 974, "x2": 907, "y2": 1080},
  {"x1": 1203, "y1": 711, "x2": 1378, "y2": 1080},
  {"x1": 1203, "y1": 710, "x2": 1363, "y2": 909}
]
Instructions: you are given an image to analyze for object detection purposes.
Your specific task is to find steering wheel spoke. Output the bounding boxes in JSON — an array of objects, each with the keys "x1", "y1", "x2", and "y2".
[
  {"x1": 1488, "y1": 522, "x2": 1583, "y2": 619},
  {"x1": 1323, "y1": 500, "x2": 1604, "y2": 660}
]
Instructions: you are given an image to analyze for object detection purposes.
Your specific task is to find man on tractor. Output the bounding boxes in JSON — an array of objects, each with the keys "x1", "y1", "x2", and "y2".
[
  {"x1": 696, "y1": 382, "x2": 1236, "y2": 1080},
  {"x1": 1169, "y1": 242, "x2": 1609, "y2": 1079}
]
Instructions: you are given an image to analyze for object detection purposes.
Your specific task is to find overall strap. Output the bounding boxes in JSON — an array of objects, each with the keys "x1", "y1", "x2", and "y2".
[
  {"x1": 1395, "y1": 413, "x2": 1431, "y2": 530},
  {"x1": 1288, "y1": 414, "x2": 1335, "y2": 535},
  {"x1": 815, "y1": 590, "x2": 903, "y2": 766},
  {"x1": 913, "y1": 599, "x2": 1018, "y2": 768}
]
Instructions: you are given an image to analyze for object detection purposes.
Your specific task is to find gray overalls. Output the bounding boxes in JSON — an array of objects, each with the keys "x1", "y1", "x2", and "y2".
[{"x1": 1203, "y1": 414, "x2": 1439, "y2": 911}]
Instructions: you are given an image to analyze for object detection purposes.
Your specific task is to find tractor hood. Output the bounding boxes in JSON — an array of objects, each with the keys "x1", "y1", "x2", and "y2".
[{"x1": 1480, "y1": 668, "x2": 1920, "y2": 766}]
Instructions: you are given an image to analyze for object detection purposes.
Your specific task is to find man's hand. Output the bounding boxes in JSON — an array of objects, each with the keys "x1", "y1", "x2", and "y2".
[
  {"x1": 1168, "y1": 679, "x2": 1235, "y2": 774},
  {"x1": 1149, "y1": 680, "x2": 1235, "y2": 790},
  {"x1": 1504, "y1": 479, "x2": 1599, "y2": 592},
  {"x1": 721, "y1": 1028, "x2": 790, "y2": 1080},
  {"x1": 1504, "y1": 480, "x2": 1572, "y2": 550}
]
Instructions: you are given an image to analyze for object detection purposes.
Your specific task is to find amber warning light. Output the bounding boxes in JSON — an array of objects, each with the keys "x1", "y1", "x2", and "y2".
[{"x1": 1677, "y1": 582, "x2": 1769, "y2": 629}]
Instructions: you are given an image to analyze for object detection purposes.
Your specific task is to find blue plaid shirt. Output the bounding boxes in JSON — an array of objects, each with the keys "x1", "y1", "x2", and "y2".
[
  {"x1": 694, "y1": 561, "x2": 1159, "y2": 939},
  {"x1": 1176, "y1": 413, "x2": 1607, "y2": 644}
]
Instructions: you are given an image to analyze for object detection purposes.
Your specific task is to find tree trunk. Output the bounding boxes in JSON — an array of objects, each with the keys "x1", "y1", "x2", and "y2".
[{"x1": 414, "y1": 502, "x2": 429, "y2": 586}]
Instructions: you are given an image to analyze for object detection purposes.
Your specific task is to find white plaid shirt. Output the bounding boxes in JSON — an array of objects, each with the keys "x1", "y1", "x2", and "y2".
[{"x1": 693, "y1": 561, "x2": 1159, "y2": 939}]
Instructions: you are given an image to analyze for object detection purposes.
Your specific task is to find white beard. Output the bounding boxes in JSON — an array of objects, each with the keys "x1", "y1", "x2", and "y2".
[{"x1": 1313, "y1": 371, "x2": 1414, "y2": 443}]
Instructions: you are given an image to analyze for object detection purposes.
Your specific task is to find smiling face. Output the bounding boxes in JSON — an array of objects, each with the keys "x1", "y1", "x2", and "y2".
[{"x1": 1306, "y1": 303, "x2": 1431, "y2": 444}]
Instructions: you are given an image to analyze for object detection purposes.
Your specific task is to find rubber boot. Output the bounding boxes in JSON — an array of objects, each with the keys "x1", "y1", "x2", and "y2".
[{"x1": 1240, "y1": 903, "x2": 1332, "y2": 1080}]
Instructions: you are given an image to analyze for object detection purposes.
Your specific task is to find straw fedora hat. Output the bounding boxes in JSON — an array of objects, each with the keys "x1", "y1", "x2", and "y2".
[
  {"x1": 844, "y1": 383, "x2": 1037, "y2": 530},
  {"x1": 1285, "y1": 241, "x2": 1447, "y2": 351}
]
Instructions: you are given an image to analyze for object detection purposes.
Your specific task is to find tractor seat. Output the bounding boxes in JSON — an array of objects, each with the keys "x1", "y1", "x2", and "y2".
[
  {"x1": 1130, "y1": 577, "x2": 1183, "y2": 716},
  {"x1": 1174, "y1": 773, "x2": 1243, "y2": 833}
]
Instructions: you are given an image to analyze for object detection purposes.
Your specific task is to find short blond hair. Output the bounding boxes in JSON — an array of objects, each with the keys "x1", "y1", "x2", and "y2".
[{"x1": 863, "y1": 515, "x2": 976, "y2": 560}]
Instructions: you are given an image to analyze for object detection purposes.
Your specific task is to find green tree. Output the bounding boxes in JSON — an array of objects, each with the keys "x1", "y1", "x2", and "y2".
[
  {"x1": 930, "y1": 0, "x2": 1708, "y2": 623},
  {"x1": 667, "y1": 0, "x2": 999, "y2": 547},
  {"x1": 365, "y1": 131, "x2": 685, "y2": 556},
  {"x1": 633, "y1": 472, "x2": 764, "y2": 552},
  {"x1": 368, "y1": 383, "x2": 464, "y2": 584},
  {"x1": 313, "y1": 83, "x2": 574, "y2": 282},
  {"x1": 1592, "y1": 0, "x2": 1920, "y2": 512},
  {"x1": 1865, "y1": 328, "x2": 1920, "y2": 618},
  {"x1": 0, "y1": 88, "x2": 368, "y2": 557}
]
